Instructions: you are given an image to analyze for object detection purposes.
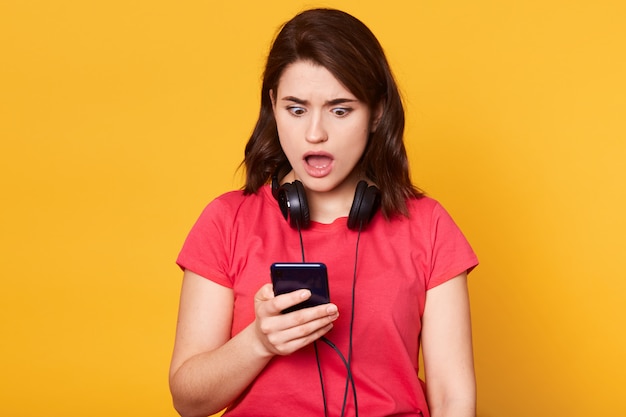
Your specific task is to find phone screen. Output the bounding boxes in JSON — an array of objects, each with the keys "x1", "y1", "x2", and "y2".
[{"x1": 271, "y1": 263, "x2": 330, "y2": 313}]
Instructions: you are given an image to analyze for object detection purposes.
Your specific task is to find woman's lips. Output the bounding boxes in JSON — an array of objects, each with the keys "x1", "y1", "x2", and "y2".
[{"x1": 303, "y1": 153, "x2": 333, "y2": 178}]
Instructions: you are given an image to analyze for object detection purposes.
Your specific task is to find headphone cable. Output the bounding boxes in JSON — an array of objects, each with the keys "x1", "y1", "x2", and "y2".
[
  {"x1": 340, "y1": 223, "x2": 362, "y2": 417},
  {"x1": 299, "y1": 222, "x2": 330, "y2": 415},
  {"x1": 297, "y1": 220, "x2": 306, "y2": 262},
  {"x1": 320, "y1": 336, "x2": 359, "y2": 416},
  {"x1": 314, "y1": 341, "x2": 329, "y2": 417},
  {"x1": 297, "y1": 216, "x2": 360, "y2": 416}
]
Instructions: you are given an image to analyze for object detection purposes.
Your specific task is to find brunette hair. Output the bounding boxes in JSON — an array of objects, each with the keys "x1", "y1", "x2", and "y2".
[{"x1": 242, "y1": 8, "x2": 423, "y2": 218}]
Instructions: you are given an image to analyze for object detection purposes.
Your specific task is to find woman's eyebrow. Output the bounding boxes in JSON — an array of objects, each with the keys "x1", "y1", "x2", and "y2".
[
  {"x1": 327, "y1": 98, "x2": 358, "y2": 106},
  {"x1": 280, "y1": 96, "x2": 358, "y2": 106},
  {"x1": 280, "y1": 96, "x2": 308, "y2": 105}
]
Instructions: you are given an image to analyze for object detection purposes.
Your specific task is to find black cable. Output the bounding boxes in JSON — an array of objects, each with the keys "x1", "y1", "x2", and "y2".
[
  {"x1": 299, "y1": 222, "x2": 329, "y2": 415},
  {"x1": 297, "y1": 220, "x2": 305, "y2": 262},
  {"x1": 297, "y1": 215, "x2": 361, "y2": 416},
  {"x1": 339, "y1": 223, "x2": 362, "y2": 417},
  {"x1": 314, "y1": 341, "x2": 329, "y2": 417},
  {"x1": 321, "y1": 336, "x2": 359, "y2": 416}
]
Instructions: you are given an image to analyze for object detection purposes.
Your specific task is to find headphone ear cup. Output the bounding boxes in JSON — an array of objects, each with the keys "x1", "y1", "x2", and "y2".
[
  {"x1": 293, "y1": 180, "x2": 310, "y2": 229},
  {"x1": 278, "y1": 180, "x2": 310, "y2": 229},
  {"x1": 347, "y1": 181, "x2": 381, "y2": 230},
  {"x1": 271, "y1": 173, "x2": 280, "y2": 200}
]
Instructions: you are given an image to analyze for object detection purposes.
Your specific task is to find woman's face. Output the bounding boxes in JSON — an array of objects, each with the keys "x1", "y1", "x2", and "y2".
[{"x1": 272, "y1": 60, "x2": 377, "y2": 198}]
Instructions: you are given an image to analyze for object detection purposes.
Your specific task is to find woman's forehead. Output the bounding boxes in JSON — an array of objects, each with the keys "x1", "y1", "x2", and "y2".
[{"x1": 276, "y1": 60, "x2": 357, "y2": 100}]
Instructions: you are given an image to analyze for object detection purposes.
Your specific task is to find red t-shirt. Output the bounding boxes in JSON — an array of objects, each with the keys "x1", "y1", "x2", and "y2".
[{"x1": 177, "y1": 185, "x2": 478, "y2": 417}]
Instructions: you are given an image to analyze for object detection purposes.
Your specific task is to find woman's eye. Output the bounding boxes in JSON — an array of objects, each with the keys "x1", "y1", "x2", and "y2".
[
  {"x1": 287, "y1": 106, "x2": 306, "y2": 116},
  {"x1": 332, "y1": 108, "x2": 351, "y2": 117}
]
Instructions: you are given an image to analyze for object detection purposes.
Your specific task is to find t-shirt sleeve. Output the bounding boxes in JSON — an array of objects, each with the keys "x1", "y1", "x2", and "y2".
[
  {"x1": 426, "y1": 202, "x2": 478, "y2": 290},
  {"x1": 176, "y1": 198, "x2": 234, "y2": 288}
]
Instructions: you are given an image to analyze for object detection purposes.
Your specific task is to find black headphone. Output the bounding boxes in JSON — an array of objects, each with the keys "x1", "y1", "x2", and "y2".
[{"x1": 272, "y1": 174, "x2": 381, "y2": 230}]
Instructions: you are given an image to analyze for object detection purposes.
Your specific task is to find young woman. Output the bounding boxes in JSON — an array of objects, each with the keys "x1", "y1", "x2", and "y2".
[{"x1": 170, "y1": 8, "x2": 478, "y2": 417}]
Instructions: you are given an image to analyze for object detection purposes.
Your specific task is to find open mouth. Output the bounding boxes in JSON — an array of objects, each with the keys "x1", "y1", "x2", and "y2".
[
  {"x1": 305, "y1": 154, "x2": 333, "y2": 169},
  {"x1": 303, "y1": 153, "x2": 334, "y2": 178}
]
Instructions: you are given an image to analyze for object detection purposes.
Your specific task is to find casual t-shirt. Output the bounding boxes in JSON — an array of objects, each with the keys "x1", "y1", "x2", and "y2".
[{"x1": 177, "y1": 185, "x2": 478, "y2": 417}]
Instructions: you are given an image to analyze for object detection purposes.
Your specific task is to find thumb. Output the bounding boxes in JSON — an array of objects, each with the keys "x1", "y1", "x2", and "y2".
[{"x1": 255, "y1": 283, "x2": 275, "y2": 303}]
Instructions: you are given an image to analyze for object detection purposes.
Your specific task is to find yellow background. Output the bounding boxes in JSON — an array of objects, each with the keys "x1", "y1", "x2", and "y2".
[{"x1": 1, "y1": 1, "x2": 625, "y2": 416}]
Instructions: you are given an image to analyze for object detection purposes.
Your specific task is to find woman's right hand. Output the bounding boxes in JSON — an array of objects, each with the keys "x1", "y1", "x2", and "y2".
[
  {"x1": 170, "y1": 274, "x2": 339, "y2": 416},
  {"x1": 252, "y1": 283, "x2": 339, "y2": 357}
]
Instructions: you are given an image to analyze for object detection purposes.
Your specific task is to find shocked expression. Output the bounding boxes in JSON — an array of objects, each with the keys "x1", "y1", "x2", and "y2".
[{"x1": 272, "y1": 60, "x2": 377, "y2": 195}]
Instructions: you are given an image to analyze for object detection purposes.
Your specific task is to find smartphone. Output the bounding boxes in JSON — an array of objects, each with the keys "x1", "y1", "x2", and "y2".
[{"x1": 270, "y1": 262, "x2": 330, "y2": 313}]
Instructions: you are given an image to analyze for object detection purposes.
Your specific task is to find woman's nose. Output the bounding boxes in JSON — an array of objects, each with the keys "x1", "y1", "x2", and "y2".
[{"x1": 305, "y1": 113, "x2": 328, "y2": 143}]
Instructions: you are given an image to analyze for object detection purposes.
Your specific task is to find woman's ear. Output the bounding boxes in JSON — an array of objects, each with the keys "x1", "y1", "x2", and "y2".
[
  {"x1": 371, "y1": 102, "x2": 383, "y2": 132},
  {"x1": 269, "y1": 89, "x2": 276, "y2": 108}
]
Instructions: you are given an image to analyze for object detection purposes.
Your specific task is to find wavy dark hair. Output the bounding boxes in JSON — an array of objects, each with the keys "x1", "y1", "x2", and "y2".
[{"x1": 242, "y1": 8, "x2": 423, "y2": 218}]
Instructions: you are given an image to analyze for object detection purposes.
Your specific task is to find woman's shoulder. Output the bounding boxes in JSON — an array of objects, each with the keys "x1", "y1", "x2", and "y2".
[
  {"x1": 199, "y1": 185, "x2": 275, "y2": 219},
  {"x1": 405, "y1": 195, "x2": 442, "y2": 217},
  {"x1": 391, "y1": 195, "x2": 459, "y2": 230},
  {"x1": 209, "y1": 185, "x2": 273, "y2": 207},
  {"x1": 184, "y1": 186, "x2": 276, "y2": 237}
]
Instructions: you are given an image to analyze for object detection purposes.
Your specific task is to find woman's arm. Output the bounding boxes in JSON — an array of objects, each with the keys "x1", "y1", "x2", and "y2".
[
  {"x1": 421, "y1": 273, "x2": 476, "y2": 417},
  {"x1": 169, "y1": 270, "x2": 339, "y2": 417}
]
